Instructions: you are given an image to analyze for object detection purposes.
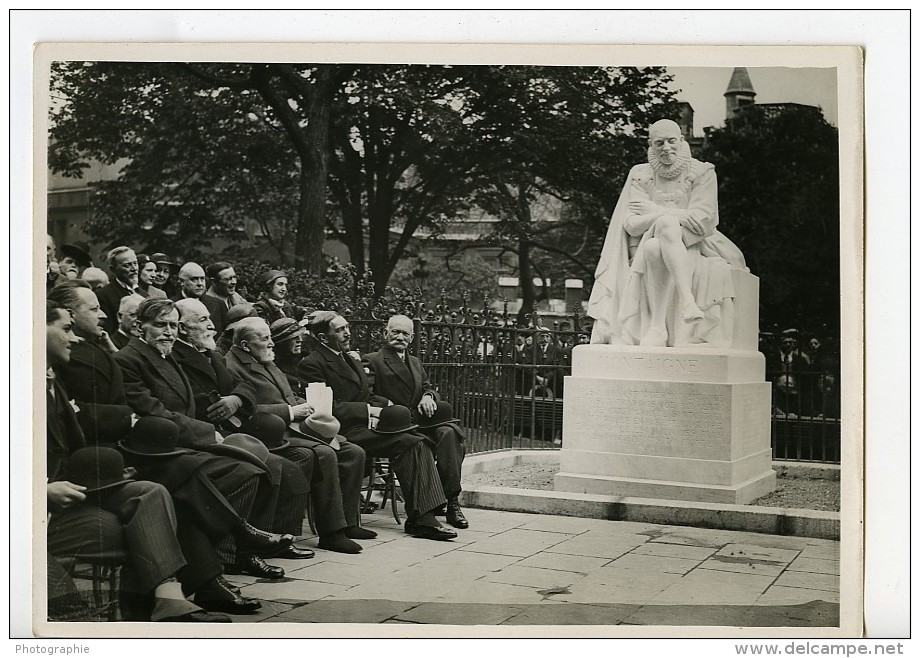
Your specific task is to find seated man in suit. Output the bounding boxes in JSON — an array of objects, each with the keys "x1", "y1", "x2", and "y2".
[
  {"x1": 111, "y1": 293, "x2": 144, "y2": 351},
  {"x1": 46, "y1": 299, "x2": 229, "y2": 622},
  {"x1": 298, "y1": 311, "x2": 457, "y2": 541},
  {"x1": 224, "y1": 317, "x2": 375, "y2": 553},
  {"x1": 363, "y1": 314, "x2": 469, "y2": 529},
  {"x1": 114, "y1": 297, "x2": 305, "y2": 578}
]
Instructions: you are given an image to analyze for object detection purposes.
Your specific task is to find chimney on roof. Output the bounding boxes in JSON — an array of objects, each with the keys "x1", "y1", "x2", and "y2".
[{"x1": 724, "y1": 67, "x2": 756, "y2": 120}]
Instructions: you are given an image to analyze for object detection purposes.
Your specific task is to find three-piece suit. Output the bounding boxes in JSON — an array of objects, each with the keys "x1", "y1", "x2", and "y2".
[{"x1": 363, "y1": 345, "x2": 466, "y2": 500}]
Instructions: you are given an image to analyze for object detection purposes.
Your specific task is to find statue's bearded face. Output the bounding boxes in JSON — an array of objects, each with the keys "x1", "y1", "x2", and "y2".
[{"x1": 647, "y1": 121, "x2": 691, "y2": 178}]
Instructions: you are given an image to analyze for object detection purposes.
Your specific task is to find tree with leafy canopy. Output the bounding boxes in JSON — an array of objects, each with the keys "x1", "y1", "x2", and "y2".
[
  {"x1": 50, "y1": 61, "x2": 677, "y2": 304},
  {"x1": 448, "y1": 65, "x2": 679, "y2": 321},
  {"x1": 698, "y1": 104, "x2": 840, "y2": 333},
  {"x1": 50, "y1": 61, "x2": 351, "y2": 272}
]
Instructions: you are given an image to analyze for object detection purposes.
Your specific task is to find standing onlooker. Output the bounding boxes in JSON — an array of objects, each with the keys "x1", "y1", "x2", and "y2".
[
  {"x1": 58, "y1": 241, "x2": 93, "y2": 280},
  {"x1": 253, "y1": 270, "x2": 298, "y2": 325},
  {"x1": 95, "y1": 246, "x2": 140, "y2": 335},
  {"x1": 205, "y1": 262, "x2": 248, "y2": 334},
  {"x1": 136, "y1": 254, "x2": 167, "y2": 299}
]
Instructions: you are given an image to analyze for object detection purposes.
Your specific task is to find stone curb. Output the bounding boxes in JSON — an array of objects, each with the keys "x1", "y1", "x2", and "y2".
[{"x1": 459, "y1": 451, "x2": 839, "y2": 540}]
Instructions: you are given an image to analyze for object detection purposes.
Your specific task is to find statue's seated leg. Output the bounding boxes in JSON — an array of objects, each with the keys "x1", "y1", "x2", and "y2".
[{"x1": 651, "y1": 214, "x2": 703, "y2": 324}]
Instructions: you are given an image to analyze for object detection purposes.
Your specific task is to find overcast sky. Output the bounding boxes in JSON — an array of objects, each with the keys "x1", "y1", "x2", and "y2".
[{"x1": 667, "y1": 66, "x2": 839, "y2": 135}]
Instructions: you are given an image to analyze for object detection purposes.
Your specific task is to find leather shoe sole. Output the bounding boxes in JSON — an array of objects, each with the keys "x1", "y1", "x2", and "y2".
[{"x1": 405, "y1": 522, "x2": 457, "y2": 541}]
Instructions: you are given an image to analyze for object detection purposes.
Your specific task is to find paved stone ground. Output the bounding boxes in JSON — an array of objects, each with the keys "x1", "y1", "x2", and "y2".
[{"x1": 223, "y1": 508, "x2": 839, "y2": 628}]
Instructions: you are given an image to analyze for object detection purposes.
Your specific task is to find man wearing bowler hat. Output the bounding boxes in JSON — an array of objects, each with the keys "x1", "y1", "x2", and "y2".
[
  {"x1": 298, "y1": 311, "x2": 456, "y2": 540},
  {"x1": 364, "y1": 314, "x2": 469, "y2": 529},
  {"x1": 58, "y1": 241, "x2": 93, "y2": 280},
  {"x1": 225, "y1": 317, "x2": 374, "y2": 553},
  {"x1": 45, "y1": 300, "x2": 230, "y2": 622}
]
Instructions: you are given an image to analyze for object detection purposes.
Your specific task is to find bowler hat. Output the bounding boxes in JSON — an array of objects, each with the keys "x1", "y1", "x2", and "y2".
[
  {"x1": 373, "y1": 405, "x2": 418, "y2": 435},
  {"x1": 224, "y1": 303, "x2": 257, "y2": 331},
  {"x1": 270, "y1": 318, "x2": 304, "y2": 345},
  {"x1": 60, "y1": 241, "x2": 93, "y2": 267},
  {"x1": 150, "y1": 253, "x2": 179, "y2": 272},
  {"x1": 118, "y1": 417, "x2": 190, "y2": 458},
  {"x1": 261, "y1": 270, "x2": 287, "y2": 289},
  {"x1": 240, "y1": 412, "x2": 290, "y2": 453},
  {"x1": 416, "y1": 401, "x2": 461, "y2": 430},
  {"x1": 66, "y1": 447, "x2": 133, "y2": 493},
  {"x1": 212, "y1": 433, "x2": 270, "y2": 465}
]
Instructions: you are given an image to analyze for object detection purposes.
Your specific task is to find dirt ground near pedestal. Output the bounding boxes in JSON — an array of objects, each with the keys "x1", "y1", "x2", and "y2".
[{"x1": 463, "y1": 464, "x2": 841, "y2": 512}]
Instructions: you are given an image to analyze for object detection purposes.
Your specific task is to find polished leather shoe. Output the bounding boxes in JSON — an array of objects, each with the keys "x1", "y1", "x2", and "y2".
[
  {"x1": 404, "y1": 521, "x2": 457, "y2": 541},
  {"x1": 224, "y1": 554, "x2": 285, "y2": 579},
  {"x1": 446, "y1": 501, "x2": 469, "y2": 529},
  {"x1": 235, "y1": 521, "x2": 294, "y2": 553},
  {"x1": 194, "y1": 577, "x2": 262, "y2": 615},
  {"x1": 344, "y1": 526, "x2": 377, "y2": 540},
  {"x1": 268, "y1": 544, "x2": 315, "y2": 560}
]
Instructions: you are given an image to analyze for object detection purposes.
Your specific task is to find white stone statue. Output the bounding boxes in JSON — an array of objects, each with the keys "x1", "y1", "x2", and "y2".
[{"x1": 587, "y1": 119, "x2": 748, "y2": 348}]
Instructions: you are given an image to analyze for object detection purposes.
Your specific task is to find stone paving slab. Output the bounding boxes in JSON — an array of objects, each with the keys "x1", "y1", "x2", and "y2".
[
  {"x1": 267, "y1": 599, "x2": 418, "y2": 624},
  {"x1": 787, "y1": 556, "x2": 840, "y2": 575},
  {"x1": 773, "y1": 570, "x2": 839, "y2": 592},
  {"x1": 716, "y1": 543, "x2": 801, "y2": 564},
  {"x1": 604, "y1": 553, "x2": 703, "y2": 575},
  {"x1": 544, "y1": 535, "x2": 642, "y2": 559},
  {"x1": 501, "y1": 602, "x2": 641, "y2": 625},
  {"x1": 696, "y1": 555, "x2": 787, "y2": 578},
  {"x1": 621, "y1": 601, "x2": 839, "y2": 627},
  {"x1": 757, "y1": 586, "x2": 840, "y2": 605},
  {"x1": 218, "y1": 508, "x2": 840, "y2": 628},
  {"x1": 631, "y1": 542, "x2": 718, "y2": 561},
  {"x1": 481, "y1": 565, "x2": 587, "y2": 589},
  {"x1": 651, "y1": 568, "x2": 775, "y2": 605},
  {"x1": 457, "y1": 528, "x2": 573, "y2": 558},
  {"x1": 514, "y1": 551, "x2": 611, "y2": 574},
  {"x1": 394, "y1": 602, "x2": 525, "y2": 625}
]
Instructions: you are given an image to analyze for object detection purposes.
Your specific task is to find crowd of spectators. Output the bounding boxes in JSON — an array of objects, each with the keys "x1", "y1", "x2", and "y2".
[{"x1": 44, "y1": 239, "x2": 471, "y2": 622}]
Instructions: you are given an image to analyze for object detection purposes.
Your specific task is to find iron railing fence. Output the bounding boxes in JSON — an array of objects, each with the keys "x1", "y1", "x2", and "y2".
[{"x1": 345, "y1": 305, "x2": 840, "y2": 463}]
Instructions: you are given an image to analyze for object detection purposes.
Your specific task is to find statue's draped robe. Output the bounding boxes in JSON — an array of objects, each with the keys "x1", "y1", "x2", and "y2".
[{"x1": 587, "y1": 159, "x2": 747, "y2": 347}]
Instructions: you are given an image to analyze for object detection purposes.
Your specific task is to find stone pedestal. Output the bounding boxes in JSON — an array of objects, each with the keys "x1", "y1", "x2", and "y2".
[{"x1": 554, "y1": 344, "x2": 775, "y2": 504}]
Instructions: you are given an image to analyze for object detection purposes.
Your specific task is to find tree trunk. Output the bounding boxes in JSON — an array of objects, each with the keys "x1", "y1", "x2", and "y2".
[
  {"x1": 293, "y1": 66, "x2": 334, "y2": 274},
  {"x1": 517, "y1": 238, "x2": 536, "y2": 325}
]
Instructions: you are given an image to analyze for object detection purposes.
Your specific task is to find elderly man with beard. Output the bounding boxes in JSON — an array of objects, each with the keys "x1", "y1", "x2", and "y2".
[
  {"x1": 171, "y1": 298, "x2": 315, "y2": 563},
  {"x1": 363, "y1": 314, "x2": 469, "y2": 529},
  {"x1": 95, "y1": 246, "x2": 141, "y2": 335},
  {"x1": 587, "y1": 119, "x2": 746, "y2": 348},
  {"x1": 225, "y1": 317, "x2": 375, "y2": 554},
  {"x1": 114, "y1": 298, "x2": 302, "y2": 579},
  {"x1": 298, "y1": 312, "x2": 456, "y2": 541}
]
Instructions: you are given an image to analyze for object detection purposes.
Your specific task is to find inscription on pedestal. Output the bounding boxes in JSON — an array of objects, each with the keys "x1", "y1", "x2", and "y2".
[{"x1": 608, "y1": 355, "x2": 700, "y2": 374}]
